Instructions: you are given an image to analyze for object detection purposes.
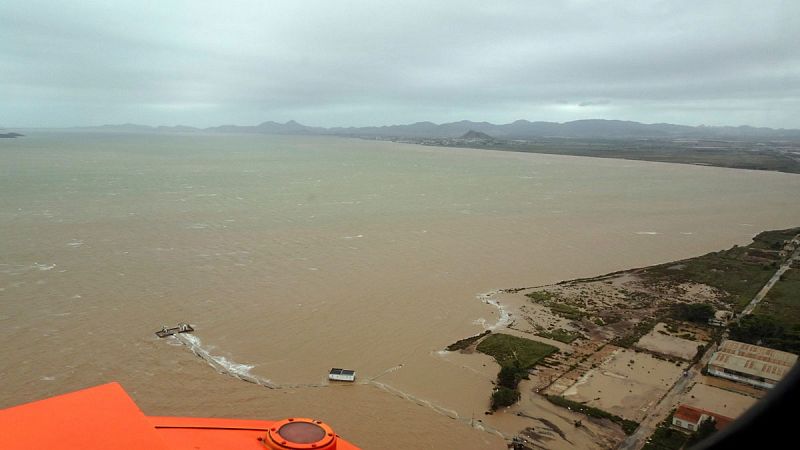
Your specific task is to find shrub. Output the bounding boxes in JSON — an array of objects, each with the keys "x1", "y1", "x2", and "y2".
[{"x1": 491, "y1": 386, "x2": 520, "y2": 410}]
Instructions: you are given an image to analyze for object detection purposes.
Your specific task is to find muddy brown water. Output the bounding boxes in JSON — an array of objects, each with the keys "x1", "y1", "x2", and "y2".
[{"x1": 2, "y1": 132, "x2": 799, "y2": 449}]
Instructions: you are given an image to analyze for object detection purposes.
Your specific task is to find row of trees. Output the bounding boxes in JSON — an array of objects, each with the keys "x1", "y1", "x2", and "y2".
[{"x1": 672, "y1": 303, "x2": 715, "y2": 323}]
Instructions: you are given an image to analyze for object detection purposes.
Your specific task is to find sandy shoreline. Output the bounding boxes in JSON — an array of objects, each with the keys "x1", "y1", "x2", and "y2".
[{"x1": 437, "y1": 236, "x2": 782, "y2": 448}]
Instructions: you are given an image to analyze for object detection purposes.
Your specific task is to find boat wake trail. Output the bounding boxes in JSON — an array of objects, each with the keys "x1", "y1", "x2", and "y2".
[
  {"x1": 366, "y1": 364, "x2": 404, "y2": 381},
  {"x1": 170, "y1": 334, "x2": 509, "y2": 439},
  {"x1": 174, "y1": 333, "x2": 281, "y2": 388}
]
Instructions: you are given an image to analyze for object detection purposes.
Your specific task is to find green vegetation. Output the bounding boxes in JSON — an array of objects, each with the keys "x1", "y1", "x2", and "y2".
[
  {"x1": 760, "y1": 268, "x2": 800, "y2": 324},
  {"x1": 642, "y1": 412, "x2": 690, "y2": 450},
  {"x1": 525, "y1": 290, "x2": 558, "y2": 302},
  {"x1": 412, "y1": 136, "x2": 800, "y2": 174},
  {"x1": 497, "y1": 364, "x2": 524, "y2": 389},
  {"x1": 672, "y1": 303, "x2": 714, "y2": 323},
  {"x1": 526, "y1": 290, "x2": 586, "y2": 320},
  {"x1": 729, "y1": 314, "x2": 800, "y2": 354},
  {"x1": 477, "y1": 333, "x2": 559, "y2": 369},
  {"x1": 549, "y1": 303, "x2": 586, "y2": 320},
  {"x1": 613, "y1": 319, "x2": 658, "y2": 348},
  {"x1": 726, "y1": 256, "x2": 800, "y2": 353},
  {"x1": 642, "y1": 228, "x2": 800, "y2": 311},
  {"x1": 491, "y1": 386, "x2": 520, "y2": 409},
  {"x1": 749, "y1": 228, "x2": 799, "y2": 250},
  {"x1": 536, "y1": 328, "x2": 581, "y2": 344},
  {"x1": 642, "y1": 412, "x2": 720, "y2": 449},
  {"x1": 477, "y1": 334, "x2": 558, "y2": 410},
  {"x1": 545, "y1": 395, "x2": 639, "y2": 435},
  {"x1": 445, "y1": 330, "x2": 491, "y2": 351}
]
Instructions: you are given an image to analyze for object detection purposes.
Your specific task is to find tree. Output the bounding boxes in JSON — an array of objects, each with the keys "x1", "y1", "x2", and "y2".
[
  {"x1": 497, "y1": 363, "x2": 525, "y2": 389},
  {"x1": 674, "y1": 303, "x2": 714, "y2": 323},
  {"x1": 491, "y1": 386, "x2": 520, "y2": 410}
]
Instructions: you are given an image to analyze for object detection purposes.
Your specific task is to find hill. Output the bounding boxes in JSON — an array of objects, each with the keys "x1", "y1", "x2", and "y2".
[{"x1": 69, "y1": 119, "x2": 800, "y2": 140}]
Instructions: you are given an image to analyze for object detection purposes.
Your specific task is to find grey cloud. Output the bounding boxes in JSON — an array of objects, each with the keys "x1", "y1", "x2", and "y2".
[{"x1": 0, "y1": 0, "x2": 798, "y2": 128}]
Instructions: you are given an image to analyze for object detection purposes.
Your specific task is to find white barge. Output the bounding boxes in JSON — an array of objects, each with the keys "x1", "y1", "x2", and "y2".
[{"x1": 328, "y1": 368, "x2": 356, "y2": 382}]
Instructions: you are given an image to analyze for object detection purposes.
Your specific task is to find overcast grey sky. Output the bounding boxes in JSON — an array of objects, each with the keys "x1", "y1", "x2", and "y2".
[{"x1": 1, "y1": 0, "x2": 798, "y2": 128}]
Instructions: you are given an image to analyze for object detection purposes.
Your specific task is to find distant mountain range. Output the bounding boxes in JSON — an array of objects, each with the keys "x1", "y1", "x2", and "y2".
[{"x1": 70, "y1": 119, "x2": 800, "y2": 140}]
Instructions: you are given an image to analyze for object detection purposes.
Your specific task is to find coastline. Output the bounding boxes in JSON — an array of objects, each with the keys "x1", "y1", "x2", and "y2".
[{"x1": 440, "y1": 226, "x2": 799, "y2": 449}]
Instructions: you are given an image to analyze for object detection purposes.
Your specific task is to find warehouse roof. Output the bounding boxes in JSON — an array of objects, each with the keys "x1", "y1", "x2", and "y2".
[{"x1": 708, "y1": 340, "x2": 797, "y2": 382}]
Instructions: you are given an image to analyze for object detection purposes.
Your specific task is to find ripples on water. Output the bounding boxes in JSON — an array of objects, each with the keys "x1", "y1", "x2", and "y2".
[{"x1": 2, "y1": 133, "x2": 800, "y2": 448}]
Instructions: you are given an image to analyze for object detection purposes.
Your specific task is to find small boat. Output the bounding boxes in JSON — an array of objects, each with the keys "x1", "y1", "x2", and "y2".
[
  {"x1": 155, "y1": 323, "x2": 194, "y2": 338},
  {"x1": 328, "y1": 368, "x2": 356, "y2": 382}
]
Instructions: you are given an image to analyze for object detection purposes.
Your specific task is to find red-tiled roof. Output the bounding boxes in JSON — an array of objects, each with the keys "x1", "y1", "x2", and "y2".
[
  {"x1": 675, "y1": 404, "x2": 705, "y2": 424},
  {"x1": 674, "y1": 404, "x2": 734, "y2": 431}
]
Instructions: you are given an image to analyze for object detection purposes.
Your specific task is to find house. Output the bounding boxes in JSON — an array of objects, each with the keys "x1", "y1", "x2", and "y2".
[
  {"x1": 706, "y1": 340, "x2": 797, "y2": 389},
  {"x1": 672, "y1": 404, "x2": 733, "y2": 432},
  {"x1": 708, "y1": 310, "x2": 733, "y2": 327}
]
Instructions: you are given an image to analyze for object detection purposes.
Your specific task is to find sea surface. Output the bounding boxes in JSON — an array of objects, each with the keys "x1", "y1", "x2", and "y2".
[{"x1": 2, "y1": 132, "x2": 799, "y2": 449}]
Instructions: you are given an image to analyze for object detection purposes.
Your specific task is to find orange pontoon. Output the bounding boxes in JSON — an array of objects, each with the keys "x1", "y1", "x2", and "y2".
[{"x1": 0, "y1": 382, "x2": 360, "y2": 450}]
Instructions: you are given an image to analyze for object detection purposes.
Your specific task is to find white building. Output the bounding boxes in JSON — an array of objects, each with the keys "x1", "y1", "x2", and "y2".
[
  {"x1": 706, "y1": 340, "x2": 797, "y2": 389},
  {"x1": 672, "y1": 404, "x2": 732, "y2": 432}
]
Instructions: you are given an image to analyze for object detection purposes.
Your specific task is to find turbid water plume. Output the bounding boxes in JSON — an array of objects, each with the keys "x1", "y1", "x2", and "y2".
[{"x1": 2, "y1": 132, "x2": 800, "y2": 449}]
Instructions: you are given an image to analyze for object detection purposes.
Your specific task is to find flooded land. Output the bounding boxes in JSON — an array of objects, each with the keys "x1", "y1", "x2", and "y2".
[{"x1": 1, "y1": 133, "x2": 799, "y2": 449}]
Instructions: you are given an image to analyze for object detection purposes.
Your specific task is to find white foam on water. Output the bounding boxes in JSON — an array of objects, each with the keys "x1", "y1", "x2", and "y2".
[
  {"x1": 66, "y1": 240, "x2": 84, "y2": 247},
  {"x1": 342, "y1": 234, "x2": 364, "y2": 240},
  {"x1": 213, "y1": 356, "x2": 256, "y2": 379},
  {"x1": 174, "y1": 334, "x2": 283, "y2": 389},
  {"x1": 635, "y1": 231, "x2": 660, "y2": 235},
  {"x1": 169, "y1": 336, "x2": 509, "y2": 440},
  {"x1": 477, "y1": 291, "x2": 511, "y2": 331}
]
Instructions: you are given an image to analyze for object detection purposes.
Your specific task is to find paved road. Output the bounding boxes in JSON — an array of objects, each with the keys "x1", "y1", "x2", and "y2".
[
  {"x1": 617, "y1": 235, "x2": 799, "y2": 450},
  {"x1": 616, "y1": 343, "x2": 717, "y2": 450},
  {"x1": 739, "y1": 237, "x2": 800, "y2": 318}
]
